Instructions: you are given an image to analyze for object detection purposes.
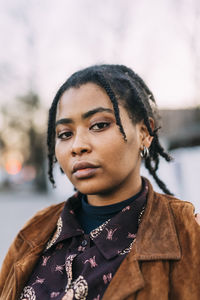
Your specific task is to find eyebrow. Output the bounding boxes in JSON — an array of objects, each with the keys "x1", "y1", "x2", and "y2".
[{"x1": 55, "y1": 107, "x2": 113, "y2": 127}]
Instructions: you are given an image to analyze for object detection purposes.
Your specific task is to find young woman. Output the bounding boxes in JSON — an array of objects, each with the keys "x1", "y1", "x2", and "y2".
[{"x1": 1, "y1": 64, "x2": 200, "y2": 300}]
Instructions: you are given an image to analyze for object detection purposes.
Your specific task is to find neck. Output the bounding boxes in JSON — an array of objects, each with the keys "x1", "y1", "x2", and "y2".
[{"x1": 87, "y1": 176, "x2": 142, "y2": 206}]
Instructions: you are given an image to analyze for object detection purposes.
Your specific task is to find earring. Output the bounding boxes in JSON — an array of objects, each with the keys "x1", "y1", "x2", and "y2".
[{"x1": 140, "y1": 146, "x2": 149, "y2": 158}]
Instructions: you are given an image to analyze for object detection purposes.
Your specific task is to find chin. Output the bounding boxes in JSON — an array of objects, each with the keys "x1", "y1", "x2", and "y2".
[
  {"x1": 73, "y1": 180, "x2": 108, "y2": 195},
  {"x1": 75, "y1": 186, "x2": 101, "y2": 195},
  {"x1": 73, "y1": 179, "x2": 118, "y2": 196}
]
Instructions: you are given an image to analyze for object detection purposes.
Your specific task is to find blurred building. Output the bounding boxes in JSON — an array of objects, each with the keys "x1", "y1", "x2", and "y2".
[
  {"x1": 140, "y1": 108, "x2": 200, "y2": 212},
  {"x1": 160, "y1": 108, "x2": 200, "y2": 149}
]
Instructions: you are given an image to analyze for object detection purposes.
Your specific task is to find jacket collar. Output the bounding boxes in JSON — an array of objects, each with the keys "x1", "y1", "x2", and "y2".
[
  {"x1": 102, "y1": 179, "x2": 181, "y2": 300},
  {"x1": 14, "y1": 181, "x2": 181, "y2": 300},
  {"x1": 23, "y1": 185, "x2": 148, "y2": 259},
  {"x1": 19, "y1": 180, "x2": 181, "y2": 260},
  {"x1": 133, "y1": 179, "x2": 181, "y2": 261},
  {"x1": 18, "y1": 179, "x2": 181, "y2": 261},
  {"x1": 19, "y1": 201, "x2": 66, "y2": 248}
]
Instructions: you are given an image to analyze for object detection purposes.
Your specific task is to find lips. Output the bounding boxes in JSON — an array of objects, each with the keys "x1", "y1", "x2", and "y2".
[
  {"x1": 72, "y1": 161, "x2": 98, "y2": 173},
  {"x1": 72, "y1": 161, "x2": 99, "y2": 179}
]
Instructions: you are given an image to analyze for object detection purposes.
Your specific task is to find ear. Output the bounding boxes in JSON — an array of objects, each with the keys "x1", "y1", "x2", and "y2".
[{"x1": 139, "y1": 118, "x2": 154, "y2": 149}]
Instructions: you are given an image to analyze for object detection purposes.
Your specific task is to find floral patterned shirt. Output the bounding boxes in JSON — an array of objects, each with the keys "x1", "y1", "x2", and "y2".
[{"x1": 20, "y1": 180, "x2": 148, "y2": 300}]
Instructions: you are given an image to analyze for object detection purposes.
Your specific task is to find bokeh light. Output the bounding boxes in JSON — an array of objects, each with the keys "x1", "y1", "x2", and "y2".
[{"x1": 5, "y1": 159, "x2": 22, "y2": 175}]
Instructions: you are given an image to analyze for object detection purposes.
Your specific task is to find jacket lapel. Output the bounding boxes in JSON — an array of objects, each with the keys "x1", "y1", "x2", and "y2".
[
  {"x1": 103, "y1": 181, "x2": 181, "y2": 300},
  {"x1": 11, "y1": 202, "x2": 65, "y2": 300},
  {"x1": 134, "y1": 186, "x2": 181, "y2": 261},
  {"x1": 14, "y1": 244, "x2": 45, "y2": 300},
  {"x1": 9, "y1": 184, "x2": 182, "y2": 300},
  {"x1": 103, "y1": 253, "x2": 144, "y2": 300}
]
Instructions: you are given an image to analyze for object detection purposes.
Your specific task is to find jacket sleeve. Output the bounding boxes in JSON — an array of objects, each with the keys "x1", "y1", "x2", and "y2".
[
  {"x1": 0, "y1": 232, "x2": 25, "y2": 295},
  {"x1": 0, "y1": 208, "x2": 47, "y2": 295},
  {"x1": 169, "y1": 201, "x2": 200, "y2": 300},
  {"x1": 0, "y1": 202, "x2": 65, "y2": 299}
]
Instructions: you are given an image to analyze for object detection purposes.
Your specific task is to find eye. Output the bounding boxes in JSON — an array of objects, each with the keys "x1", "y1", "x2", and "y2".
[
  {"x1": 57, "y1": 131, "x2": 73, "y2": 140},
  {"x1": 90, "y1": 122, "x2": 110, "y2": 131}
]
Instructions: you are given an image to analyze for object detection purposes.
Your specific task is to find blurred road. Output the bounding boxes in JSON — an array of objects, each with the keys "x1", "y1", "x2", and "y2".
[{"x1": 0, "y1": 191, "x2": 60, "y2": 267}]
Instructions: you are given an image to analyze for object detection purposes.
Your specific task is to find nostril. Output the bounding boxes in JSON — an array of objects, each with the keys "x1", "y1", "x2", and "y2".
[
  {"x1": 81, "y1": 149, "x2": 88, "y2": 153},
  {"x1": 71, "y1": 145, "x2": 91, "y2": 156},
  {"x1": 72, "y1": 151, "x2": 76, "y2": 157},
  {"x1": 72, "y1": 148, "x2": 88, "y2": 156}
]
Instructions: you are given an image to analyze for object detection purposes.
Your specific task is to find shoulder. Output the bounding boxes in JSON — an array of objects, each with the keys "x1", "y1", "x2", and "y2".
[
  {"x1": 154, "y1": 191, "x2": 195, "y2": 219},
  {"x1": 0, "y1": 200, "x2": 67, "y2": 286},
  {"x1": 153, "y1": 195, "x2": 200, "y2": 296},
  {"x1": 156, "y1": 192, "x2": 194, "y2": 217},
  {"x1": 154, "y1": 191, "x2": 200, "y2": 237},
  {"x1": 21, "y1": 201, "x2": 65, "y2": 231},
  {"x1": 145, "y1": 177, "x2": 195, "y2": 216},
  {"x1": 154, "y1": 191, "x2": 194, "y2": 213},
  {"x1": 4, "y1": 201, "x2": 66, "y2": 253},
  {"x1": 18, "y1": 192, "x2": 81, "y2": 239}
]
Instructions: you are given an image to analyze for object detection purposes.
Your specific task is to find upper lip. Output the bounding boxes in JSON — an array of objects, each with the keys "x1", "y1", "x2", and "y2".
[{"x1": 72, "y1": 161, "x2": 99, "y2": 173}]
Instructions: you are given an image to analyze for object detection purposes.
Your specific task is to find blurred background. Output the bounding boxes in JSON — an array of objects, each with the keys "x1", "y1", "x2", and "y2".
[{"x1": 0, "y1": 0, "x2": 200, "y2": 265}]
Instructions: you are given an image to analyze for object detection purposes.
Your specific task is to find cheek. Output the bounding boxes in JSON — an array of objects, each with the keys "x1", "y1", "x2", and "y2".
[
  {"x1": 55, "y1": 142, "x2": 71, "y2": 169},
  {"x1": 101, "y1": 135, "x2": 140, "y2": 168},
  {"x1": 55, "y1": 141, "x2": 61, "y2": 161},
  {"x1": 123, "y1": 137, "x2": 141, "y2": 166}
]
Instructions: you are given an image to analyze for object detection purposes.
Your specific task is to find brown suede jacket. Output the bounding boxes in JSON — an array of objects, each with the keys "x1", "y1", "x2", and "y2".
[{"x1": 1, "y1": 180, "x2": 200, "y2": 300}]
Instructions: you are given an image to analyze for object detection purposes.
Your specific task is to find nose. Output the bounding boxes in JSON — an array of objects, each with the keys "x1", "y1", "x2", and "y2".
[{"x1": 71, "y1": 131, "x2": 92, "y2": 156}]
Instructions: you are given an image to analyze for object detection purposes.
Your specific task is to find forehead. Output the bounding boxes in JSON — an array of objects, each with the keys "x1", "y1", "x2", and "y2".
[{"x1": 56, "y1": 83, "x2": 113, "y2": 118}]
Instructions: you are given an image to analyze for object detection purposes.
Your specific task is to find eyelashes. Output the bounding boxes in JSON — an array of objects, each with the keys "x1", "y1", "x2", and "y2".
[
  {"x1": 57, "y1": 122, "x2": 111, "y2": 141},
  {"x1": 90, "y1": 122, "x2": 111, "y2": 131},
  {"x1": 57, "y1": 131, "x2": 73, "y2": 140}
]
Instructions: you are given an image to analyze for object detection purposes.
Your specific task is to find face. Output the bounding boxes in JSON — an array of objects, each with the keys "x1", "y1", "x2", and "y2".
[{"x1": 55, "y1": 83, "x2": 151, "y2": 205}]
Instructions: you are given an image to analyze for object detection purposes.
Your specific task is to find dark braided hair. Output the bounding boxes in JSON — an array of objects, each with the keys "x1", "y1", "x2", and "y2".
[{"x1": 47, "y1": 64, "x2": 173, "y2": 194}]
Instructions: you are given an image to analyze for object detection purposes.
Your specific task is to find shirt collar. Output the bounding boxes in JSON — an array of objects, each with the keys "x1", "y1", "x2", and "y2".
[
  {"x1": 90, "y1": 180, "x2": 148, "y2": 260},
  {"x1": 47, "y1": 179, "x2": 148, "y2": 260},
  {"x1": 56, "y1": 193, "x2": 84, "y2": 240}
]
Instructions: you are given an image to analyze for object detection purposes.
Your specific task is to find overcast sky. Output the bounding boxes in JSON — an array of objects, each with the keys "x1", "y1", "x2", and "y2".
[{"x1": 0, "y1": 0, "x2": 199, "y2": 109}]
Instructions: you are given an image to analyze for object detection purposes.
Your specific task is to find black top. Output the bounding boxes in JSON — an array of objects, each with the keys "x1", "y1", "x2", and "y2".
[{"x1": 77, "y1": 178, "x2": 145, "y2": 234}]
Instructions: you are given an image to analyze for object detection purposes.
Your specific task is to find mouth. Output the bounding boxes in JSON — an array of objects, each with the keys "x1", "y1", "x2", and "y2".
[{"x1": 72, "y1": 161, "x2": 99, "y2": 179}]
